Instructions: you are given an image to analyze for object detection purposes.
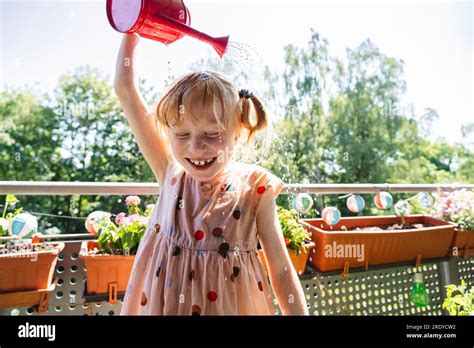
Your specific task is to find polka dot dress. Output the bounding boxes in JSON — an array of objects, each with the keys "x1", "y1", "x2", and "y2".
[{"x1": 120, "y1": 156, "x2": 285, "y2": 315}]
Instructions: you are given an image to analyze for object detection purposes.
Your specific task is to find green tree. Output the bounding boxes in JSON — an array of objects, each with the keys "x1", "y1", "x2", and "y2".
[
  {"x1": 0, "y1": 66, "x2": 160, "y2": 235},
  {"x1": 328, "y1": 39, "x2": 407, "y2": 184},
  {"x1": 265, "y1": 30, "x2": 332, "y2": 187}
]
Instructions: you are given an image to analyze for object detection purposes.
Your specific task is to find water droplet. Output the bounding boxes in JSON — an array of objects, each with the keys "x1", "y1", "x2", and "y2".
[{"x1": 221, "y1": 41, "x2": 265, "y2": 82}]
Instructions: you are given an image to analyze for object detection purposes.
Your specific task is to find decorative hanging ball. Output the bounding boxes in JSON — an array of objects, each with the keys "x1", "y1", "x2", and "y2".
[
  {"x1": 8, "y1": 213, "x2": 38, "y2": 239},
  {"x1": 0, "y1": 217, "x2": 10, "y2": 236},
  {"x1": 394, "y1": 200, "x2": 411, "y2": 217},
  {"x1": 346, "y1": 194, "x2": 365, "y2": 213},
  {"x1": 85, "y1": 211, "x2": 110, "y2": 235},
  {"x1": 291, "y1": 193, "x2": 314, "y2": 212},
  {"x1": 417, "y1": 192, "x2": 434, "y2": 208},
  {"x1": 373, "y1": 191, "x2": 393, "y2": 209},
  {"x1": 321, "y1": 207, "x2": 341, "y2": 226}
]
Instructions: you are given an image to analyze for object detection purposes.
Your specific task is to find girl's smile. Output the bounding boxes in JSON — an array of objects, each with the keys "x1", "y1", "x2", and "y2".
[
  {"x1": 185, "y1": 156, "x2": 218, "y2": 170},
  {"x1": 170, "y1": 116, "x2": 239, "y2": 182}
]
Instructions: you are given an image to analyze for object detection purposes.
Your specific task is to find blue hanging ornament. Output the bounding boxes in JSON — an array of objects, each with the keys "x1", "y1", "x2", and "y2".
[
  {"x1": 346, "y1": 194, "x2": 365, "y2": 213},
  {"x1": 291, "y1": 193, "x2": 314, "y2": 213}
]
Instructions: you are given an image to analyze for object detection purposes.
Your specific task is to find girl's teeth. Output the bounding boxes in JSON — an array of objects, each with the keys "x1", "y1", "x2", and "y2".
[{"x1": 190, "y1": 158, "x2": 214, "y2": 166}]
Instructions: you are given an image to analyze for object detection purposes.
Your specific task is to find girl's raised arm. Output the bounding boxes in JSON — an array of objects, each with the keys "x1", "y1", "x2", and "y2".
[{"x1": 114, "y1": 33, "x2": 170, "y2": 187}]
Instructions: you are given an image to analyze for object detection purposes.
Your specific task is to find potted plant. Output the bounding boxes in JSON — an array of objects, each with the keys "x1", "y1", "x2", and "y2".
[
  {"x1": 79, "y1": 196, "x2": 153, "y2": 298},
  {"x1": 258, "y1": 206, "x2": 314, "y2": 276},
  {"x1": 0, "y1": 195, "x2": 63, "y2": 311},
  {"x1": 0, "y1": 195, "x2": 21, "y2": 240},
  {"x1": 442, "y1": 279, "x2": 473, "y2": 316},
  {"x1": 431, "y1": 189, "x2": 474, "y2": 257},
  {"x1": 299, "y1": 214, "x2": 455, "y2": 272}
]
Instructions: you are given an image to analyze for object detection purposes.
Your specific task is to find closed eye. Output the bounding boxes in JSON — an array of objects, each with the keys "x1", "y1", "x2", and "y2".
[
  {"x1": 205, "y1": 131, "x2": 221, "y2": 138},
  {"x1": 174, "y1": 131, "x2": 220, "y2": 138}
]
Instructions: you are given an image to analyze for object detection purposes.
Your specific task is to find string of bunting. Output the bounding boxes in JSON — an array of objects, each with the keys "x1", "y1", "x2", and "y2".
[
  {"x1": 289, "y1": 190, "x2": 436, "y2": 226},
  {"x1": 0, "y1": 203, "x2": 123, "y2": 239},
  {"x1": 0, "y1": 204, "x2": 88, "y2": 221},
  {"x1": 0, "y1": 204, "x2": 123, "y2": 221}
]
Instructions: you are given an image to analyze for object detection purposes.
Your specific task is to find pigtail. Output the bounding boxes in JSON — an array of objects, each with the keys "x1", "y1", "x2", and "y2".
[{"x1": 240, "y1": 93, "x2": 268, "y2": 145}]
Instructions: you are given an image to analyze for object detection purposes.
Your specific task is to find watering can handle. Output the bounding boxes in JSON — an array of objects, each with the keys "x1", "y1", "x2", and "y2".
[{"x1": 185, "y1": 6, "x2": 191, "y2": 25}]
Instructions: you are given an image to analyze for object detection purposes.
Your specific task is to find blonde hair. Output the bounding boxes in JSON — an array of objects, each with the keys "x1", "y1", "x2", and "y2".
[{"x1": 151, "y1": 70, "x2": 274, "y2": 163}]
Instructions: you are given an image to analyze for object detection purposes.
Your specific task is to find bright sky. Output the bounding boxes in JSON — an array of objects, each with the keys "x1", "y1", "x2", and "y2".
[{"x1": 0, "y1": 0, "x2": 472, "y2": 144}]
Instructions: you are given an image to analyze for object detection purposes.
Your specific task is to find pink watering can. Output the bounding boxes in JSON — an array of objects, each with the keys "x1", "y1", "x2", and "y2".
[{"x1": 106, "y1": 0, "x2": 229, "y2": 57}]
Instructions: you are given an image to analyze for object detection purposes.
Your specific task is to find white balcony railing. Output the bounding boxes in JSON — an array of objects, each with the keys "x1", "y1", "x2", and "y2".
[{"x1": 1, "y1": 181, "x2": 473, "y2": 195}]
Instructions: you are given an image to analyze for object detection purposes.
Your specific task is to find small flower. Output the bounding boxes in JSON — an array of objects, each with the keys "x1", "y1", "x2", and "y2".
[
  {"x1": 115, "y1": 212, "x2": 126, "y2": 225},
  {"x1": 125, "y1": 196, "x2": 141, "y2": 206},
  {"x1": 135, "y1": 216, "x2": 148, "y2": 227},
  {"x1": 128, "y1": 214, "x2": 139, "y2": 223},
  {"x1": 145, "y1": 204, "x2": 154, "y2": 217},
  {"x1": 432, "y1": 190, "x2": 474, "y2": 231}
]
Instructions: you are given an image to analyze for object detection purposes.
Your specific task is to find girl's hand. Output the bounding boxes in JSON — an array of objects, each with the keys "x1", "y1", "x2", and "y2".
[{"x1": 123, "y1": 32, "x2": 140, "y2": 49}]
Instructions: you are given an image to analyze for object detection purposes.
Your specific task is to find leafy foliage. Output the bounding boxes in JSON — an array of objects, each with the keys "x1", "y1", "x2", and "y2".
[
  {"x1": 0, "y1": 195, "x2": 23, "y2": 239},
  {"x1": 443, "y1": 279, "x2": 474, "y2": 316},
  {"x1": 277, "y1": 206, "x2": 312, "y2": 255},
  {"x1": 431, "y1": 189, "x2": 474, "y2": 231},
  {"x1": 95, "y1": 196, "x2": 152, "y2": 255}
]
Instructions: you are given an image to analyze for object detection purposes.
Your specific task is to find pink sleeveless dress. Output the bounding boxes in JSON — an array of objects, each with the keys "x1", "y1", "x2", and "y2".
[{"x1": 120, "y1": 156, "x2": 285, "y2": 315}]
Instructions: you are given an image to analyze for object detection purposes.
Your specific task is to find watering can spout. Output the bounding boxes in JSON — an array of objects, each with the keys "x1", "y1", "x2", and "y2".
[
  {"x1": 211, "y1": 36, "x2": 230, "y2": 58},
  {"x1": 153, "y1": 14, "x2": 229, "y2": 58}
]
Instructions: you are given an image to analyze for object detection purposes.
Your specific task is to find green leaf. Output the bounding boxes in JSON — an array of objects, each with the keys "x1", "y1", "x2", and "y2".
[{"x1": 12, "y1": 207, "x2": 23, "y2": 217}]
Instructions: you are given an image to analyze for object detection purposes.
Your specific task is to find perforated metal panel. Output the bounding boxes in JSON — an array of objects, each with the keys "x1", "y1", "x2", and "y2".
[
  {"x1": 457, "y1": 257, "x2": 474, "y2": 284},
  {"x1": 1, "y1": 240, "x2": 472, "y2": 316},
  {"x1": 271, "y1": 262, "x2": 446, "y2": 315}
]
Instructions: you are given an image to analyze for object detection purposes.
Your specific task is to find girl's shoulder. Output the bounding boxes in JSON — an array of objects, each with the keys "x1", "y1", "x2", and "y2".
[
  {"x1": 233, "y1": 162, "x2": 285, "y2": 199},
  {"x1": 162, "y1": 154, "x2": 185, "y2": 186}
]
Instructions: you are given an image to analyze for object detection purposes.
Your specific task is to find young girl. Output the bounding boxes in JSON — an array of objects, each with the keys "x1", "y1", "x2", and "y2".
[{"x1": 115, "y1": 33, "x2": 309, "y2": 316}]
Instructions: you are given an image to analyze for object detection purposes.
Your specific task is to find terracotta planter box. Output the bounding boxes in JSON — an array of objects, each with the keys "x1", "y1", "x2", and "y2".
[
  {"x1": 0, "y1": 242, "x2": 64, "y2": 293},
  {"x1": 258, "y1": 242, "x2": 315, "y2": 276},
  {"x1": 0, "y1": 278, "x2": 58, "y2": 312},
  {"x1": 79, "y1": 241, "x2": 135, "y2": 295},
  {"x1": 299, "y1": 215, "x2": 455, "y2": 272},
  {"x1": 451, "y1": 228, "x2": 474, "y2": 257}
]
